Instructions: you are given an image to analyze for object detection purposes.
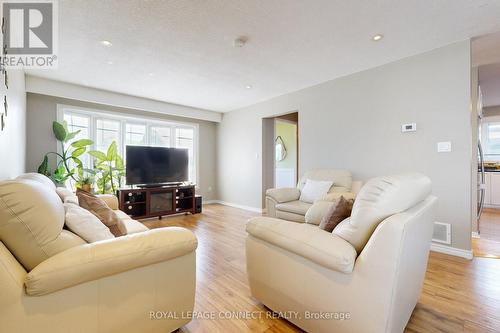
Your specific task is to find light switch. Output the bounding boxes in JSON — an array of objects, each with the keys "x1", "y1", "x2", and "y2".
[
  {"x1": 401, "y1": 123, "x2": 416, "y2": 132},
  {"x1": 437, "y1": 141, "x2": 452, "y2": 153}
]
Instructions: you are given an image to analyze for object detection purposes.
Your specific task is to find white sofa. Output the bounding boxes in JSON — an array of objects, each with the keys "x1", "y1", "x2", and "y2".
[
  {"x1": 265, "y1": 169, "x2": 363, "y2": 222},
  {"x1": 247, "y1": 173, "x2": 436, "y2": 333},
  {"x1": 0, "y1": 173, "x2": 197, "y2": 333}
]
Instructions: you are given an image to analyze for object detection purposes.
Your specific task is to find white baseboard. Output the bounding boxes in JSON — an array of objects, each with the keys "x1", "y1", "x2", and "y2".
[
  {"x1": 202, "y1": 200, "x2": 218, "y2": 205},
  {"x1": 204, "y1": 200, "x2": 263, "y2": 213},
  {"x1": 430, "y1": 243, "x2": 473, "y2": 260}
]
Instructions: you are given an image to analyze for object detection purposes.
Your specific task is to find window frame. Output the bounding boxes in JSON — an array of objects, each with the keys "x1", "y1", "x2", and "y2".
[{"x1": 56, "y1": 104, "x2": 200, "y2": 185}]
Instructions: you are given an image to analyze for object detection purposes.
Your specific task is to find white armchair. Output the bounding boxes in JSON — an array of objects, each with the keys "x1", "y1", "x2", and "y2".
[
  {"x1": 248, "y1": 173, "x2": 436, "y2": 333},
  {"x1": 266, "y1": 169, "x2": 362, "y2": 222}
]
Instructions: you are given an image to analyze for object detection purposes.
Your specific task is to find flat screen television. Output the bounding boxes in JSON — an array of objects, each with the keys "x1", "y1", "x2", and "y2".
[{"x1": 126, "y1": 146, "x2": 189, "y2": 185}]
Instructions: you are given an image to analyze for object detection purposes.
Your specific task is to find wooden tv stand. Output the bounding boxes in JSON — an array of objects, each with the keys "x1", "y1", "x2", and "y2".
[{"x1": 117, "y1": 184, "x2": 196, "y2": 219}]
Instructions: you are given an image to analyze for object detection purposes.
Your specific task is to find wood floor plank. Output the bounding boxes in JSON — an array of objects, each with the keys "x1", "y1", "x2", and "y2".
[{"x1": 142, "y1": 204, "x2": 500, "y2": 333}]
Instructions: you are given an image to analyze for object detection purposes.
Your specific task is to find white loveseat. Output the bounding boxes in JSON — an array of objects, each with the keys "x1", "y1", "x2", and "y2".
[
  {"x1": 247, "y1": 173, "x2": 436, "y2": 333},
  {"x1": 265, "y1": 169, "x2": 363, "y2": 222},
  {"x1": 0, "y1": 173, "x2": 197, "y2": 333}
]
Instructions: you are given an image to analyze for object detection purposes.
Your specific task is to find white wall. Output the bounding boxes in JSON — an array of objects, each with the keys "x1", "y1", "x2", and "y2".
[
  {"x1": 217, "y1": 41, "x2": 472, "y2": 250},
  {"x1": 0, "y1": 71, "x2": 26, "y2": 179}
]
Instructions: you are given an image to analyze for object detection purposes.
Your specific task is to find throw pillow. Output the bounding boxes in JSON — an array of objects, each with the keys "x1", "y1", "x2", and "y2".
[
  {"x1": 305, "y1": 201, "x2": 334, "y2": 225},
  {"x1": 319, "y1": 196, "x2": 354, "y2": 232},
  {"x1": 76, "y1": 189, "x2": 127, "y2": 237},
  {"x1": 299, "y1": 179, "x2": 334, "y2": 203},
  {"x1": 64, "y1": 203, "x2": 115, "y2": 242},
  {"x1": 55, "y1": 187, "x2": 79, "y2": 205}
]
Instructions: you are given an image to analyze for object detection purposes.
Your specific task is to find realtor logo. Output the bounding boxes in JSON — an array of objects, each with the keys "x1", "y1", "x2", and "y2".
[{"x1": 1, "y1": 0, "x2": 58, "y2": 68}]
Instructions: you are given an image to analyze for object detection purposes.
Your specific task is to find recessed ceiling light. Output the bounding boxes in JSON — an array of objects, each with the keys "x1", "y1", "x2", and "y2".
[
  {"x1": 234, "y1": 36, "x2": 248, "y2": 48},
  {"x1": 106, "y1": 60, "x2": 113, "y2": 65},
  {"x1": 245, "y1": 85, "x2": 252, "y2": 89},
  {"x1": 148, "y1": 72, "x2": 155, "y2": 77},
  {"x1": 100, "y1": 40, "x2": 113, "y2": 47},
  {"x1": 372, "y1": 34, "x2": 384, "y2": 41}
]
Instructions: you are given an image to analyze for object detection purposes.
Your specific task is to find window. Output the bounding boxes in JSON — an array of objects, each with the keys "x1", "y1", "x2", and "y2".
[
  {"x1": 59, "y1": 106, "x2": 199, "y2": 183},
  {"x1": 125, "y1": 123, "x2": 146, "y2": 145},
  {"x1": 96, "y1": 118, "x2": 121, "y2": 153},
  {"x1": 63, "y1": 112, "x2": 91, "y2": 169},
  {"x1": 150, "y1": 126, "x2": 171, "y2": 147},
  {"x1": 175, "y1": 128, "x2": 195, "y2": 181},
  {"x1": 483, "y1": 120, "x2": 500, "y2": 162}
]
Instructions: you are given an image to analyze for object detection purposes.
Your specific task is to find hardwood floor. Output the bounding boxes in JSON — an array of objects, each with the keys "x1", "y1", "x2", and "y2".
[
  {"x1": 142, "y1": 204, "x2": 500, "y2": 333},
  {"x1": 475, "y1": 208, "x2": 500, "y2": 258}
]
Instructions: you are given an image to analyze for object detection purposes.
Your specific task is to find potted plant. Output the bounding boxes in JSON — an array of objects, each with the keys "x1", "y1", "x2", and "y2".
[
  {"x1": 76, "y1": 175, "x2": 94, "y2": 192},
  {"x1": 38, "y1": 121, "x2": 93, "y2": 187}
]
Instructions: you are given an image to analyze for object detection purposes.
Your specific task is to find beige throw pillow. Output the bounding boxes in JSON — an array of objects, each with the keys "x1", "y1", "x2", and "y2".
[
  {"x1": 55, "y1": 187, "x2": 79, "y2": 205},
  {"x1": 64, "y1": 203, "x2": 115, "y2": 243},
  {"x1": 319, "y1": 196, "x2": 354, "y2": 232},
  {"x1": 299, "y1": 179, "x2": 334, "y2": 203},
  {"x1": 76, "y1": 189, "x2": 127, "y2": 237}
]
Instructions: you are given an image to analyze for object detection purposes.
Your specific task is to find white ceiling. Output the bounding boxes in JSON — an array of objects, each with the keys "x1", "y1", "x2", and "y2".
[{"x1": 27, "y1": 0, "x2": 500, "y2": 112}]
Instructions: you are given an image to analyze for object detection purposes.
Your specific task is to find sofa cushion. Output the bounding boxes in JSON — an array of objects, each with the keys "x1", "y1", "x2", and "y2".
[
  {"x1": 76, "y1": 189, "x2": 127, "y2": 237},
  {"x1": 246, "y1": 217, "x2": 357, "y2": 273},
  {"x1": 0, "y1": 179, "x2": 85, "y2": 270},
  {"x1": 276, "y1": 210, "x2": 306, "y2": 223},
  {"x1": 320, "y1": 191, "x2": 356, "y2": 202},
  {"x1": 114, "y1": 210, "x2": 149, "y2": 234},
  {"x1": 333, "y1": 173, "x2": 432, "y2": 253},
  {"x1": 16, "y1": 173, "x2": 56, "y2": 191},
  {"x1": 304, "y1": 201, "x2": 333, "y2": 225},
  {"x1": 64, "y1": 203, "x2": 115, "y2": 243},
  {"x1": 298, "y1": 169, "x2": 352, "y2": 192},
  {"x1": 275, "y1": 200, "x2": 311, "y2": 215},
  {"x1": 299, "y1": 179, "x2": 334, "y2": 203},
  {"x1": 55, "y1": 187, "x2": 79, "y2": 204}
]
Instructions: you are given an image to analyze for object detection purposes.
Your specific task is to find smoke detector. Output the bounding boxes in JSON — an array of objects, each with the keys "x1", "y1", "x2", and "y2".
[{"x1": 233, "y1": 36, "x2": 248, "y2": 48}]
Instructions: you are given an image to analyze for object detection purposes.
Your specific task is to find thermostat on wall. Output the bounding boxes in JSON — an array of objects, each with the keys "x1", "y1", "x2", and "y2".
[{"x1": 401, "y1": 123, "x2": 416, "y2": 132}]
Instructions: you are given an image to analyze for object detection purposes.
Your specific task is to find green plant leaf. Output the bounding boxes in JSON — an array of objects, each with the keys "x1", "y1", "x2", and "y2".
[
  {"x1": 83, "y1": 168, "x2": 98, "y2": 175},
  {"x1": 115, "y1": 154, "x2": 124, "y2": 168},
  {"x1": 71, "y1": 147, "x2": 86, "y2": 158},
  {"x1": 65, "y1": 130, "x2": 81, "y2": 142},
  {"x1": 107, "y1": 141, "x2": 117, "y2": 161},
  {"x1": 72, "y1": 157, "x2": 83, "y2": 168},
  {"x1": 55, "y1": 164, "x2": 66, "y2": 175},
  {"x1": 62, "y1": 120, "x2": 69, "y2": 132},
  {"x1": 52, "y1": 121, "x2": 67, "y2": 141},
  {"x1": 88, "y1": 150, "x2": 107, "y2": 161},
  {"x1": 37, "y1": 155, "x2": 49, "y2": 175},
  {"x1": 71, "y1": 139, "x2": 93, "y2": 148}
]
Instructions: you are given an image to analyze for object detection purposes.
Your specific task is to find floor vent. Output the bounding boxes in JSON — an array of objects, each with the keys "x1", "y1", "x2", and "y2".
[{"x1": 432, "y1": 222, "x2": 451, "y2": 245}]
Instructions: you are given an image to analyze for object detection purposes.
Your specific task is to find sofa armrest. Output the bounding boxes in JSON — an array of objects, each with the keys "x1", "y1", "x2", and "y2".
[
  {"x1": 265, "y1": 187, "x2": 300, "y2": 203},
  {"x1": 25, "y1": 227, "x2": 197, "y2": 296},
  {"x1": 97, "y1": 194, "x2": 119, "y2": 210}
]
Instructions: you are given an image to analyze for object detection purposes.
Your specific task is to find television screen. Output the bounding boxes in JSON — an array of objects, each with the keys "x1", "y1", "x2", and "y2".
[{"x1": 125, "y1": 146, "x2": 189, "y2": 185}]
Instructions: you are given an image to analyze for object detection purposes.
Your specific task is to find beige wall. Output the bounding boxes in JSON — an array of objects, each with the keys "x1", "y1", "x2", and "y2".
[
  {"x1": 0, "y1": 71, "x2": 26, "y2": 180},
  {"x1": 26, "y1": 93, "x2": 218, "y2": 200},
  {"x1": 217, "y1": 41, "x2": 472, "y2": 251}
]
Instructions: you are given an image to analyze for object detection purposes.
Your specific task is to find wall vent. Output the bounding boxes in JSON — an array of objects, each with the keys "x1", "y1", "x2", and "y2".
[{"x1": 432, "y1": 222, "x2": 451, "y2": 245}]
